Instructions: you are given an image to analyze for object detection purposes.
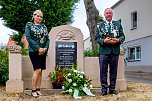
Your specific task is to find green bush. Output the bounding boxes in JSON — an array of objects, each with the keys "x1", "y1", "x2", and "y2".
[
  {"x1": 21, "y1": 48, "x2": 28, "y2": 56},
  {"x1": 0, "y1": 48, "x2": 9, "y2": 85},
  {"x1": 84, "y1": 46, "x2": 99, "y2": 57}
]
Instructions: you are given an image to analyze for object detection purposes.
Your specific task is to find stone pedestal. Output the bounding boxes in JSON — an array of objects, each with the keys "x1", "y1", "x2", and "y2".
[
  {"x1": 6, "y1": 45, "x2": 24, "y2": 93},
  {"x1": 6, "y1": 80, "x2": 24, "y2": 93},
  {"x1": 116, "y1": 47, "x2": 127, "y2": 90}
]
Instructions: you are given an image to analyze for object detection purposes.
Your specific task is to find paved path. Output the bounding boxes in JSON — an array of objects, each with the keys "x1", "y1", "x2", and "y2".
[{"x1": 125, "y1": 71, "x2": 152, "y2": 84}]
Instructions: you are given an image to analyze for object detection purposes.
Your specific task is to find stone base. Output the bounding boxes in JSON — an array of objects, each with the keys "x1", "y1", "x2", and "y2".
[
  {"x1": 23, "y1": 78, "x2": 51, "y2": 89},
  {"x1": 24, "y1": 88, "x2": 101, "y2": 95},
  {"x1": 116, "y1": 79, "x2": 127, "y2": 90},
  {"x1": 6, "y1": 80, "x2": 24, "y2": 93},
  {"x1": 24, "y1": 89, "x2": 63, "y2": 95}
]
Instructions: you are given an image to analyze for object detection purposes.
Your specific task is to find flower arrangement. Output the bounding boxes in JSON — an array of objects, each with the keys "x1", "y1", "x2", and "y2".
[
  {"x1": 62, "y1": 64, "x2": 95, "y2": 99},
  {"x1": 48, "y1": 66, "x2": 68, "y2": 89}
]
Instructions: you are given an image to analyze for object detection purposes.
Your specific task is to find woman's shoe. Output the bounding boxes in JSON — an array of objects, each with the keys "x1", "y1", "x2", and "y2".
[
  {"x1": 31, "y1": 90, "x2": 39, "y2": 98},
  {"x1": 36, "y1": 88, "x2": 43, "y2": 96}
]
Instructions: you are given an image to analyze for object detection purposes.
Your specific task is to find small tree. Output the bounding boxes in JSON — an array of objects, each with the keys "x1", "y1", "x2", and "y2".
[
  {"x1": 0, "y1": 0, "x2": 80, "y2": 47},
  {"x1": 83, "y1": 0, "x2": 99, "y2": 49},
  {"x1": 0, "y1": 46, "x2": 8, "y2": 85}
]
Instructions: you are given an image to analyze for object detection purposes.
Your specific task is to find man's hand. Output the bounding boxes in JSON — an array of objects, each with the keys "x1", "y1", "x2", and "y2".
[
  {"x1": 111, "y1": 38, "x2": 120, "y2": 44},
  {"x1": 104, "y1": 37, "x2": 120, "y2": 44},
  {"x1": 104, "y1": 37, "x2": 112, "y2": 44}
]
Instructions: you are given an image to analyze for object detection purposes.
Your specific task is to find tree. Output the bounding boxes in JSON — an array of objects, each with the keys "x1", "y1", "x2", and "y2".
[
  {"x1": 83, "y1": 0, "x2": 99, "y2": 49},
  {"x1": 0, "y1": 0, "x2": 80, "y2": 47}
]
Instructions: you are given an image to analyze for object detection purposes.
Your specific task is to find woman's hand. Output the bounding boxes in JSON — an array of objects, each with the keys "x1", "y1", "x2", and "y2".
[{"x1": 38, "y1": 48, "x2": 47, "y2": 55}]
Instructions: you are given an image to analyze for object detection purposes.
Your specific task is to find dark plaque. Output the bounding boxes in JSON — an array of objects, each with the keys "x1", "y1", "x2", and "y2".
[{"x1": 56, "y1": 41, "x2": 77, "y2": 68}]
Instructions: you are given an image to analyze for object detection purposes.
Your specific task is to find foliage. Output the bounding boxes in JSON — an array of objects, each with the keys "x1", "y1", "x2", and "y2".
[
  {"x1": 10, "y1": 32, "x2": 24, "y2": 48},
  {"x1": 21, "y1": 48, "x2": 28, "y2": 56},
  {"x1": 62, "y1": 64, "x2": 92, "y2": 96},
  {"x1": 0, "y1": 47, "x2": 9, "y2": 85},
  {"x1": 84, "y1": 46, "x2": 99, "y2": 57},
  {"x1": 0, "y1": 0, "x2": 80, "y2": 47},
  {"x1": 98, "y1": 14, "x2": 103, "y2": 23},
  {"x1": 9, "y1": 33, "x2": 28, "y2": 56},
  {"x1": 48, "y1": 66, "x2": 68, "y2": 86}
]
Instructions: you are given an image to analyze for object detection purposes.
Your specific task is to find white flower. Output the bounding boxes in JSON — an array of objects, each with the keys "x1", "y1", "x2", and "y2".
[
  {"x1": 68, "y1": 79, "x2": 72, "y2": 83},
  {"x1": 68, "y1": 73, "x2": 71, "y2": 76},
  {"x1": 80, "y1": 75, "x2": 83, "y2": 79},
  {"x1": 84, "y1": 84, "x2": 87, "y2": 87},
  {"x1": 111, "y1": 29, "x2": 117, "y2": 37},
  {"x1": 74, "y1": 70, "x2": 77, "y2": 73},
  {"x1": 89, "y1": 85, "x2": 93, "y2": 88},
  {"x1": 69, "y1": 89, "x2": 72, "y2": 93},
  {"x1": 73, "y1": 82, "x2": 77, "y2": 86},
  {"x1": 62, "y1": 86, "x2": 65, "y2": 90},
  {"x1": 81, "y1": 71, "x2": 84, "y2": 74}
]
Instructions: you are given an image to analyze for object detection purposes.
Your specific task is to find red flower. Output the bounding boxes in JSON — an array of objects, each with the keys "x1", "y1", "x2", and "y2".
[
  {"x1": 48, "y1": 75, "x2": 51, "y2": 78},
  {"x1": 58, "y1": 74, "x2": 63, "y2": 79}
]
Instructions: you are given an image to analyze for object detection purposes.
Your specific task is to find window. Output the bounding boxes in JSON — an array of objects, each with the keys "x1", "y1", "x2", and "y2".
[
  {"x1": 128, "y1": 46, "x2": 141, "y2": 61},
  {"x1": 131, "y1": 11, "x2": 137, "y2": 29}
]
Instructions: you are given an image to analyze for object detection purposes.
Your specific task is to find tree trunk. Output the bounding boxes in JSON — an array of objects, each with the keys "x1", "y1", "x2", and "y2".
[{"x1": 83, "y1": 0, "x2": 99, "y2": 49}]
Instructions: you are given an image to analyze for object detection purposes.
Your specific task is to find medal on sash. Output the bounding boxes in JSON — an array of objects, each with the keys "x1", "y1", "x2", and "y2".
[
  {"x1": 40, "y1": 37, "x2": 44, "y2": 43},
  {"x1": 39, "y1": 25, "x2": 44, "y2": 44},
  {"x1": 32, "y1": 24, "x2": 46, "y2": 44}
]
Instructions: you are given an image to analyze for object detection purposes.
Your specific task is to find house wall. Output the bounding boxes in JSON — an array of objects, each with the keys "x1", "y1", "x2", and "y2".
[
  {"x1": 84, "y1": 37, "x2": 92, "y2": 50},
  {"x1": 122, "y1": 35, "x2": 152, "y2": 66},
  {"x1": 112, "y1": 0, "x2": 152, "y2": 42},
  {"x1": 112, "y1": 0, "x2": 152, "y2": 70}
]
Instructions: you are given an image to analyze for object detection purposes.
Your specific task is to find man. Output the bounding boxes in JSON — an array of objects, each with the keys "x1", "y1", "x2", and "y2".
[{"x1": 95, "y1": 8, "x2": 125, "y2": 96}]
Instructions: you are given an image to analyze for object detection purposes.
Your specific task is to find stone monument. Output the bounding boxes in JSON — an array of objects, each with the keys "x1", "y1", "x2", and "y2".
[
  {"x1": 6, "y1": 25, "x2": 127, "y2": 93},
  {"x1": 45, "y1": 25, "x2": 84, "y2": 77}
]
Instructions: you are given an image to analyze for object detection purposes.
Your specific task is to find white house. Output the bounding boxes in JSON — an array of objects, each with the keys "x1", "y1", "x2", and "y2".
[
  {"x1": 84, "y1": 37, "x2": 92, "y2": 50},
  {"x1": 84, "y1": 0, "x2": 152, "y2": 72},
  {"x1": 112, "y1": 0, "x2": 152, "y2": 72}
]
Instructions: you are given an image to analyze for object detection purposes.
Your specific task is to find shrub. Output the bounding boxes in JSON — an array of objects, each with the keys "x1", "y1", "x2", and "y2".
[
  {"x1": 21, "y1": 48, "x2": 28, "y2": 56},
  {"x1": 0, "y1": 48, "x2": 9, "y2": 85},
  {"x1": 84, "y1": 46, "x2": 99, "y2": 57}
]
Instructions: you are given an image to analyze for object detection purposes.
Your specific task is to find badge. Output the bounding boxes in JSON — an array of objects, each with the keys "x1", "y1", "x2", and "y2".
[
  {"x1": 111, "y1": 29, "x2": 117, "y2": 37},
  {"x1": 40, "y1": 37, "x2": 44, "y2": 43}
]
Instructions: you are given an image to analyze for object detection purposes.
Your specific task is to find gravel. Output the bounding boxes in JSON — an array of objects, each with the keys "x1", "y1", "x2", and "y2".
[{"x1": 0, "y1": 81, "x2": 152, "y2": 101}]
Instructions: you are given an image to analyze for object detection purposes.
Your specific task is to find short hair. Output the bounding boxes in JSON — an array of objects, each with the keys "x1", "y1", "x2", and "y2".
[
  {"x1": 33, "y1": 10, "x2": 43, "y2": 17},
  {"x1": 31, "y1": 10, "x2": 43, "y2": 21}
]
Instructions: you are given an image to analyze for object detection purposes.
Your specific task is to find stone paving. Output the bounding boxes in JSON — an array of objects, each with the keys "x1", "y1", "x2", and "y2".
[{"x1": 125, "y1": 71, "x2": 152, "y2": 84}]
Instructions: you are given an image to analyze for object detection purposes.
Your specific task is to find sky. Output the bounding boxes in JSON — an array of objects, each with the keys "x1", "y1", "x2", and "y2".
[{"x1": 0, "y1": 0, "x2": 119, "y2": 45}]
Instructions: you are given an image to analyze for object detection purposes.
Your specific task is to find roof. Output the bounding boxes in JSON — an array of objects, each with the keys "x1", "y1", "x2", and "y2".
[{"x1": 111, "y1": 0, "x2": 124, "y2": 9}]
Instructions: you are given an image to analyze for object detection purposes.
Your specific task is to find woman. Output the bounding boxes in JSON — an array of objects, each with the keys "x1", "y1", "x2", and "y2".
[{"x1": 25, "y1": 10, "x2": 50, "y2": 97}]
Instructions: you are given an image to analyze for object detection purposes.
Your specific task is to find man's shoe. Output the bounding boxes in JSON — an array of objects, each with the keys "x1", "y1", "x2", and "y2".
[
  {"x1": 101, "y1": 91, "x2": 107, "y2": 96},
  {"x1": 109, "y1": 90, "x2": 117, "y2": 95}
]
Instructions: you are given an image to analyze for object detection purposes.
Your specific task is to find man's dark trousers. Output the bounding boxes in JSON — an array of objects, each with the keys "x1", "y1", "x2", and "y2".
[{"x1": 99, "y1": 54, "x2": 119, "y2": 91}]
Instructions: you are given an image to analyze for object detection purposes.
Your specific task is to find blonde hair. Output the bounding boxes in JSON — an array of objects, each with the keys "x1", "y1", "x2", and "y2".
[{"x1": 31, "y1": 10, "x2": 43, "y2": 21}]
